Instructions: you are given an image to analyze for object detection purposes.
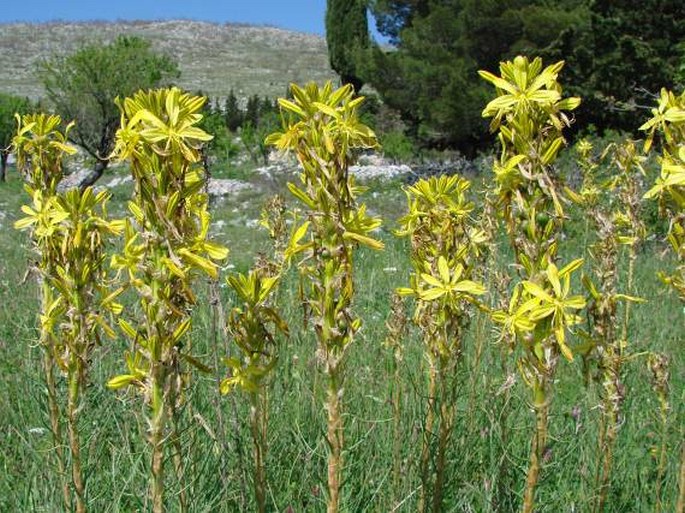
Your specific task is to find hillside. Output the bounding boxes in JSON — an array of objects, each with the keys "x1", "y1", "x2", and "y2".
[{"x1": 0, "y1": 20, "x2": 335, "y2": 100}]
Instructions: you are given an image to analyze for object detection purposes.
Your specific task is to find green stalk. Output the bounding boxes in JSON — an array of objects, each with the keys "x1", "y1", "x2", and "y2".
[
  {"x1": 326, "y1": 365, "x2": 344, "y2": 513},
  {"x1": 211, "y1": 281, "x2": 248, "y2": 509},
  {"x1": 391, "y1": 349, "x2": 403, "y2": 503},
  {"x1": 655, "y1": 401, "x2": 668, "y2": 513},
  {"x1": 594, "y1": 352, "x2": 622, "y2": 513},
  {"x1": 494, "y1": 346, "x2": 514, "y2": 511},
  {"x1": 43, "y1": 348, "x2": 71, "y2": 512},
  {"x1": 67, "y1": 359, "x2": 86, "y2": 513},
  {"x1": 39, "y1": 277, "x2": 71, "y2": 512},
  {"x1": 250, "y1": 391, "x2": 267, "y2": 513},
  {"x1": 594, "y1": 389, "x2": 618, "y2": 513},
  {"x1": 150, "y1": 363, "x2": 167, "y2": 513},
  {"x1": 677, "y1": 441, "x2": 685, "y2": 513},
  {"x1": 418, "y1": 355, "x2": 437, "y2": 513},
  {"x1": 620, "y1": 247, "x2": 636, "y2": 347},
  {"x1": 522, "y1": 381, "x2": 549, "y2": 513},
  {"x1": 384, "y1": 294, "x2": 407, "y2": 507},
  {"x1": 432, "y1": 359, "x2": 456, "y2": 513},
  {"x1": 229, "y1": 390, "x2": 248, "y2": 511},
  {"x1": 467, "y1": 309, "x2": 487, "y2": 435},
  {"x1": 208, "y1": 280, "x2": 230, "y2": 494},
  {"x1": 168, "y1": 374, "x2": 186, "y2": 513}
]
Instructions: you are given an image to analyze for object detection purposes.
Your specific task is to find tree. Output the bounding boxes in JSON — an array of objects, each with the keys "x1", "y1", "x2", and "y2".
[
  {"x1": 40, "y1": 35, "x2": 179, "y2": 189},
  {"x1": 326, "y1": 0, "x2": 370, "y2": 92},
  {"x1": 243, "y1": 94, "x2": 262, "y2": 129},
  {"x1": 365, "y1": 0, "x2": 588, "y2": 150},
  {"x1": 550, "y1": 0, "x2": 685, "y2": 133},
  {"x1": 224, "y1": 89, "x2": 243, "y2": 132},
  {"x1": 0, "y1": 93, "x2": 30, "y2": 182},
  {"x1": 370, "y1": 0, "x2": 430, "y2": 45}
]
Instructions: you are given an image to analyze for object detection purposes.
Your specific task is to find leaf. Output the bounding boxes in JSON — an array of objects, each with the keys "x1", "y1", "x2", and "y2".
[
  {"x1": 178, "y1": 248, "x2": 218, "y2": 278},
  {"x1": 453, "y1": 280, "x2": 487, "y2": 296},
  {"x1": 396, "y1": 287, "x2": 416, "y2": 296},
  {"x1": 204, "y1": 241, "x2": 229, "y2": 260},
  {"x1": 522, "y1": 281, "x2": 553, "y2": 302},
  {"x1": 128, "y1": 201, "x2": 144, "y2": 222},
  {"x1": 559, "y1": 258, "x2": 584, "y2": 278},
  {"x1": 420, "y1": 273, "x2": 444, "y2": 288},
  {"x1": 437, "y1": 256, "x2": 450, "y2": 283},
  {"x1": 614, "y1": 294, "x2": 646, "y2": 303},
  {"x1": 287, "y1": 182, "x2": 315, "y2": 209},
  {"x1": 541, "y1": 137, "x2": 565, "y2": 165},
  {"x1": 171, "y1": 318, "x2": 191, "y2": 344},
  {"x1": 161, "y1": 257, "x2": 186, "y2": 279},
  {"x1": 477, "y1": 70, "x2": 517, "y2": 94},
  {"x1": 118, "y1": 318, "x2": 138, "y2": 339},
  {"x1": 14, "y1": 216, "x2": 36, "y2": 230},
  {"x1": 557, "y1": 97, "x2": 581, "y2": 111},
  {"x1": 342, "y1": 231, "x2": 384, "y2": 250},
  {"x1": 278, "y1": 98, "x2": 306, "y2": 118},
  {"x1": 180, "y1": 352, "x2": 212, "y2": 373},
  {"x1": 419, "y1": 288, "x2": 446, "y2": 301},
  {"x1": 107, "y1": 374, "x2": 139, "y2": 390},
  {"x1": 313, "y1": 101, "x2": 341, "y2": 119}
]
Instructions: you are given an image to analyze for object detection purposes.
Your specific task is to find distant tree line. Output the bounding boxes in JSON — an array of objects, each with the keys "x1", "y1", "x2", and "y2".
[
  {"x1": 199, "y1": 91, "x2": 280, "y2": 166},
  {"x1": 326, "y1": 0, "x2": 685, "y2": 152},
  {"x1": 0, "y1": 35, "x2": 284, "y2": 185}
]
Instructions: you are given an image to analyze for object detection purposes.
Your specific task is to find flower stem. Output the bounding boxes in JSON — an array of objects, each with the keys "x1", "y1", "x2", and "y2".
[
  {"x1": 522, "y1": 383, "x2": 549, "y2": 513},
  {"x1": 326, "y1": 366, "x2": 343, "y2": 513},
  {"x1": 67, "y1": 361, "x2": 86, "y2": 513}
]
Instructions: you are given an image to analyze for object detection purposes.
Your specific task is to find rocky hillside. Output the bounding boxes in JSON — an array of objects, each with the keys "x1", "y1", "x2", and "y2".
[{"x1": 0, "y1": 20, "x2": 335, "y2": 100}]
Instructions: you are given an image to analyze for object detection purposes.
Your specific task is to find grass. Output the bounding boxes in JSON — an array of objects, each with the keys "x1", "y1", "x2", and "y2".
[{"x1": 0, "y1": 162, "x2": 682, "y2": 511}]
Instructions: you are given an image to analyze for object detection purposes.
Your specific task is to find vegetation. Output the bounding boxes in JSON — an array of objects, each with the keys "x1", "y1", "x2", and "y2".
[
  {"x1": 0, "y1": 93, "x2": 30, "y2": 181},
  {"x1": 266, "y1": 82, "x2": 381, "y2": 512},
  {"x1": 40, "y1": 36, "x2": 179, "y2": 188},
  {"x1": 640, "y1": 87, "x2": 685, "y2": 513},
  {"x1": 364, "y1": 0, "x2": 588, "y2": 149},
  {"x1": 364, "y1": 0, "x2": 684, "y2": 152},
  {"x1": 481, "y1": 56, "x2": 586, "y2": 512},
  {"x1": 0, "y1": 9, "x2": 684, "y2": 513},
  {"x1": 106, "y1": 88, "x2": 227, "y2": 512},
  {"x1": 551, "y1": 0, "x2": 685, "y2": 134},
  {"x1": 571, "y1": 139, "x2": 646, "y2": 513},
  {"x1": 396, "y1": 175, "x2": 486, "y2": 511},
  {"x1": 325, "y1": 0, "x2": 369, "y2": 93},
  {"x1": 13, "y1": 113, "x2": 123, "y2": 512}
]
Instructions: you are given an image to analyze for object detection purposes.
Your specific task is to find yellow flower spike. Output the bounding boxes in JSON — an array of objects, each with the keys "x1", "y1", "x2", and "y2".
[
  {"x1": 108, "y1": 87, "x2": 225, "y2": 511},
  {"x1": 481, "y1": 56, "x2": 585, "y2": 512}
]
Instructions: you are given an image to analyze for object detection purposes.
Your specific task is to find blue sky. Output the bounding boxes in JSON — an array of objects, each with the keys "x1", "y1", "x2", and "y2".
[{"x1": 0, "y1": 1, "x2": 332, "y2": 35}]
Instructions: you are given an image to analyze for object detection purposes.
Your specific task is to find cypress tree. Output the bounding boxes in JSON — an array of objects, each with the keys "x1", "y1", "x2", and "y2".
[
  {"x1": 224, "y1": 89, "x2": 243, "y2": 132},
  {"x1": 244, "y1": 94, "x2": 261, "y2": 129},
  {"x1": 325, "y1": 0, "x2": 369, "y2": 92}
]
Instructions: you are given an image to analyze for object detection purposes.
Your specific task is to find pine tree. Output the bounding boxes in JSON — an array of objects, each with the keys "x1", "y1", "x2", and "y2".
[{"x1": 224, "y1": 89, "x2": 243, "y2": 132}]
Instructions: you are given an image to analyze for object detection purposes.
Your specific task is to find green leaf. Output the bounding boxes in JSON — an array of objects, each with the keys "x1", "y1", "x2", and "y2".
[
  {"x1": 419, "y1": 288, "x2": 446, "y2": 301},
  {"x1": 107, "y1": 374, "x2": 139, "y2": 390},
  {"x1": 287, "y1": 182, "x2": 315, "y2": 209},
  {"x1": 204, "y1": 241, "x2": 229, "y2": 260},
  {"x1": 437, "y1": 256, "x2": 450, "y2": 283},
  {"x1": 342, "y1": 231, "x2": 384, "y2": 250},
  {"x1": 178, "y1": 248, "x2": 218, "y2": 278},
  {"x1": 118, "y1": 318, "x2": 138, "y2": 339},
  {"x1": 171, "y1": 318, "x2": 191, "y2": 344},
  {"x1": 180, "y1": 352, "x2": 212, "y2": 373},
  {"x1": 278, "y1": 98, "x2": 306, "y2": 118}
]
